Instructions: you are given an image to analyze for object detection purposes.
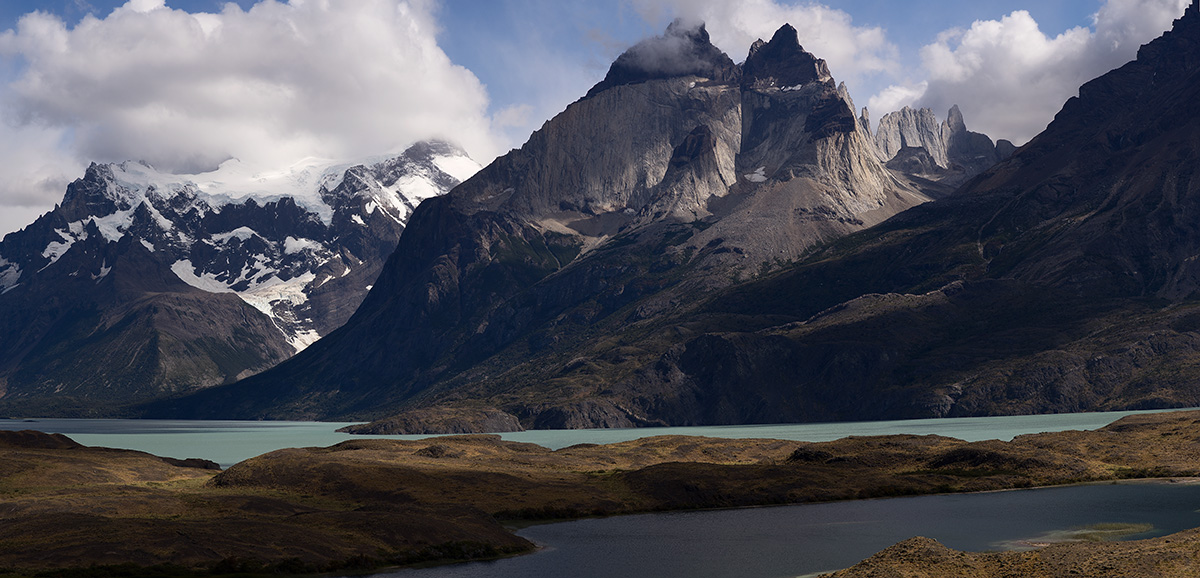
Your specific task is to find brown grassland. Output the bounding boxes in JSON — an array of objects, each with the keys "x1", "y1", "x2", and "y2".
[{"x1": 5, "y1": 410, "x2": 1200, "y2": 576}]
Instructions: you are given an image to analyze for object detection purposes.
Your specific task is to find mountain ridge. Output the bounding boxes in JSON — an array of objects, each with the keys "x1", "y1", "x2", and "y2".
[
  {"x1": 637, "y1": 0, "x2": 1200, "y2": 423},
  {"x1": 0, "y1": 141, "x2": 476, "y2": 414},
  {"x1": 329, "y1": 2, "x2": 1200, "y2": 432},
  {"x1": 144, "y1": 20, "x2": 935, "y2": 425},
  {"x1": 868, "y1": 105, "x2": 1015, "y2": 194}
]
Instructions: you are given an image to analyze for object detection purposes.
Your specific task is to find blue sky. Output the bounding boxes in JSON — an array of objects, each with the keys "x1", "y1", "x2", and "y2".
[
  {"x1": 0, "y1": 0, "x2": 1190, "y2": 235},
  {"x1": 0, "y1": 0, "x2": 1105, "y2": 131}
]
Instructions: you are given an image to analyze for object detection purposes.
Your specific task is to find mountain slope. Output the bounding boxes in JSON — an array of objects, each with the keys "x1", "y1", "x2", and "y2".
[
  {"x1": 0, "y1": 141, "x2": 476, "y2": 414},
  {"x1": 632, "y1": 0, "x2": 1200, "y2": 422},
  {"x1": 324, "y1": 2, "x2": 1200, "y2": 430},
  {"x1": 147, "y1": 22, "x2": 932, "y2": 425}
]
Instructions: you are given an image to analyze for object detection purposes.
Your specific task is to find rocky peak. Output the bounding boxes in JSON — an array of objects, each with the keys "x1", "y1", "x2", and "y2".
[
  {"x1": 870, "y1": 105, "x2": 1012, "y2": 192},
  {"x1": 0, "y1": 140, "x2": 475, "y2": 414},
  {"x1": 1120, "y1": 0, "x2": 1200, "y2": 87},
  {"x1": 1056, "y1": 0, "x2": 1198, "y2": 130},
  {"x1": 873, "y1": 107, "x2": 948, "y2": 167},
  {"x1": 148, "y1": 20, "x2": 937, "y2": 426},
  {"x1": 741, "y1": 23, "x2": 831, "y2": 88},
  {"x1": 400, "y1": 140, "x2": 466, "y2": 163},
  {"x1": 1180, "y1": 0, "x2": 1200, "y2": 25},
  {"x1": 59, "y1": 163, "x2": 120, "y2": 222},
  {"x1": 585, "y1": 19, "x2": 738, "y2": 98},
  {"x1": 3, "y1": 140, "x2": 473, "y2": 347},
  {"x1": 859, "y1": 107, "x2": 872, "y2": 138},
  {"x1": 946, "y1": 104, "x2": 967, "y2": 134}
]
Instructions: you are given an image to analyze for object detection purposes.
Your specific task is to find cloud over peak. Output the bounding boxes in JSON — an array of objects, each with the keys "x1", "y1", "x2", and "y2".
[
  {"x1": 627, "y1": 0, "x2": 899, "y2": 93},
  {"x1": 871, "y1": 0, "x2": 1190, "y2": 144},
  {"x1": 0, "y1": 0, "x2": 502, "y2": 235}
]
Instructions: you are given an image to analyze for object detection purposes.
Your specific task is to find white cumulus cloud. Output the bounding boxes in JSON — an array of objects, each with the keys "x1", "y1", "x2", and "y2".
[
  {"x1": 867, "y1": 82, "x2": 928, "y2": 119},
  {"x1": 871, "y1": 0, "x2": 1190, "y2": 145},
  {"x1": 0, "y1": 0, "x2": 501, "y2": 235}
]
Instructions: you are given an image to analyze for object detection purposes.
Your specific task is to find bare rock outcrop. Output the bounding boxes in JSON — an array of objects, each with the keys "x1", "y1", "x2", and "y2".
[{"x1": 870, "y1": 104, "x2": 1014, "y2": 192}]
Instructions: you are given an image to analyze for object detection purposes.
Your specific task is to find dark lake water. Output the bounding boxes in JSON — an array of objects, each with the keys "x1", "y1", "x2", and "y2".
[{"x1": 377, "y1": 481, "x2": 1200, "y2": 578}]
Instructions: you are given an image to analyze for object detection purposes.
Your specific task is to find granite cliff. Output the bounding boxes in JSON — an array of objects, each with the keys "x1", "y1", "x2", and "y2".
[
  {"x1": 147, "y1": 22, "x2": 930, "y2": 426},
  {"x1": 163, "y1": 2, "x2": 1200, "y2": 431},
  {"x1": 633, "y1": 1, "x2": 1200, "y2": 423},
  {"x1": 869, "y1": 105, "x2": 1016, "y2": 193},
  {"x1": 332, "y1": 2, "x2": 1200, "y2": 431}
]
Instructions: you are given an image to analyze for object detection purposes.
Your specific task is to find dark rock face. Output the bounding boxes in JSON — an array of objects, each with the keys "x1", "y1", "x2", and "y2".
[
  {"x1": 0, "y1": 141, "x2": 474, "y2": 414},
  {"x1": 152, "y1": 5, "x2": 1200, "y2": 430},
  {"x1": 159, "y1": 457, "x2": 222, "y2": 470},
  {"x1": 886, "y1": 146, "x2": 942, "y2": 176},
  {"x1": 278, "y1": 3, "x2": 1200, "y2": 431},
  {"x1": 585, "y1": 20, "x2": 739, "y2": 98},
  {"x1": 742, "y1": 24, "x2": 831, "y2": 88},
  {"x1": 0, "y1": 230, "x2": 294, "y2": 415},
  {"x1": 638, "y1": 3, "x2": 1200, "y2": 424},
  {"x1": 148, "y1": 22, "x2": 930, "y2": 427}
]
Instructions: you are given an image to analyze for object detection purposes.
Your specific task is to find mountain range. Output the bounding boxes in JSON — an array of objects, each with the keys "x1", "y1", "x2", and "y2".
[
  {"x1": 143, "y1": 21, "x2": 1022, "y2": 430},
  {"x1": 0, "y1": 141, "x2": 477, "y2": 415},
  {"x1": 12, "y1": 1, "x2": 1195, "y2": 433},
  {"x1": 869, "y1": 104, "x2": 1016, "y2": 195}
]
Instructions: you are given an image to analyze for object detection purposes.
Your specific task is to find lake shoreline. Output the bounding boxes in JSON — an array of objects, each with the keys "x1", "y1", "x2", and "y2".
[
  {"x1": 5, "y1": 410, "x2": 1200, "y2": 576},
  {"x1": 4, "y1": 406, "x2": 1195, "y2": 466}
]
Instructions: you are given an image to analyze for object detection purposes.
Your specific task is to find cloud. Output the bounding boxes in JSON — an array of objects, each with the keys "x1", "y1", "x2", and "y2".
[
  {"x1": 0, "y1": 123, "x2": 80, "y2": 237},
  {"x1": 624, "y1": 0, "x2": 899, "y2": 95},
  {"x1": 492, "y1": 104, "x2": 534, "y2": 131},
  {"x1": 616, "y1": 18, "x2": 715, "y2": 78},
  {"x1": 0, "y1": 0, "x2": 502, "y2": 234},
  {"x1": 867, "y1": 82, "x2": 927, "y2": 118},
  {"x1": 871, "y1": 0, "x2": 1189, "y2": 145}
]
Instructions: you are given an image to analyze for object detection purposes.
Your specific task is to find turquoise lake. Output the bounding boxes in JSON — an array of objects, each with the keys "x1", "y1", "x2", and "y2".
[{"x1": 1, "y1": 407, "x2": 1193, "y2": 467}]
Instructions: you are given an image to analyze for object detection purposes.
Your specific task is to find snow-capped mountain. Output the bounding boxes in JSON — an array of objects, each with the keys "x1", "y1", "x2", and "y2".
[
  {"x1": 0, "y1": 140, "x2": 476, "y2": 414},
  {"x1": 2, "y1": 140, "x2": 477, "y2": 350}
]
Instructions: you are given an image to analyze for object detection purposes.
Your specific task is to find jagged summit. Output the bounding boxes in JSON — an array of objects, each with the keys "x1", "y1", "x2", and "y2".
[
  {"x1": 147, "y1": 20, "x2": 930, "y2": 427},
  {"x1": 585, "y1": 19, "x2": 738, "y2": 98},
  {"x1": 587, "y1": 21, "x2": 838, "y2": 98},
  {"x1": 625, "y1": 0, "x2": 1200, "y2": 424},
  {"x1": 742, "y1": 23, "x2": 831, "y2": 88},
  {"x1": 945, "y1": 104, "x2": 966, "y2": 133},
  {"x1": 869, "y1": 104, "x2": 1012, "y2": 193},
  {"x1": 0, "y1": 141, "x2": 476, "y2": 415},
  {"x1": 135, "y1": 4, "x2": 1200, "y2": 431}
]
